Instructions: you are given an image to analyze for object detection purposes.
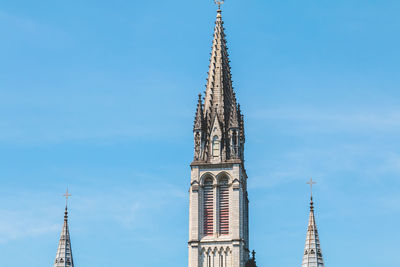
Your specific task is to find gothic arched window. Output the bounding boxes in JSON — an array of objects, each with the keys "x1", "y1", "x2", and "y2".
[
  {"x1": 212, "y1": 136, "x2": 220, "y2": 158},
  {"x1": 203, "y1": 178, "x2": 214, "y2": 236},
  {"x1": 219, "y1": 177, "x2": 229, "y2": 235}
]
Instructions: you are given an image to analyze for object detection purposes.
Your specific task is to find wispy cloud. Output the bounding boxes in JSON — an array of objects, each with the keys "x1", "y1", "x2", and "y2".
[
  {"x1": 0, "y1": 10, "x2": 42, "y2": 34},
  {"x1": 249, "y1": 144, "x2": 400, "y2": 189},
  {"x1": 250, "y1": 107, "x2": 400, "y2": 133},
  {"x1": 69, "y1": 182, "x2": 187, "y2": 229},
  {"x1": 376, "y1": 194, "x2": 400, "y2": 213},
  {"x1": 0, "y1": 9, "x2": 69, "y2": 49},
  {"x1": 0, "y1": 181, "x2": 186, "y2": 244},
  {"x1": 245, "y1": 106, "x2": 400, "y2": 189},
  {"x1": 0, "y1": 88, "x2": 187, "y2": 145},
  {"x1": 0, "y1": 209, "x2": 59, "y2": 244},
  {"x1": 0, "y1": 126, "x2": 172, "y2": 145}
]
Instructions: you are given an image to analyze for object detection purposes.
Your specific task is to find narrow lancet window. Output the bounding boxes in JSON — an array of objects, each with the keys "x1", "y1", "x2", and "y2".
[
  {"x1": 212, "y1": 136, "x2": 220, "y2": 158},
  {"x1": 219, "y1": 178, "x2": 229, "y2": 234},
  {"x1": 203, "y1": 178, "x2": 214, "y2": 236}
]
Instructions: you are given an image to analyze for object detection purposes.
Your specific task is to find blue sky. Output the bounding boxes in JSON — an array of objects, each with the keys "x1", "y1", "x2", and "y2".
[{"x1": 1, "y1": 0, "x2": 400, "y2": 266}]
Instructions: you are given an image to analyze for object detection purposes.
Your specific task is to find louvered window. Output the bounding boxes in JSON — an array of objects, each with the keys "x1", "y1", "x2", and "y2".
[
  {"x1": 219, "y1": 178, "x2": 229, "y2": 234},
  {"x1": 203, "y1": 178, "x2": 214, "y2": 236}
]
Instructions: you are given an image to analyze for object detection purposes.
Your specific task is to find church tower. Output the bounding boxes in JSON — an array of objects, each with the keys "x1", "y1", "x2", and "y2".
[
  {"x1": 188, "y1": 5, "x2": 249, "y2": 267},
  {"x1": 54, "y1": 190, "x2": 74, "y2": 267}
]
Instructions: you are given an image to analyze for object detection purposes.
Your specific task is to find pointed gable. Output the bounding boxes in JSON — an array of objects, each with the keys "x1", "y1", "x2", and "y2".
[{"x1": 210, "y1": 111, "x2": 223, "y2": 162}]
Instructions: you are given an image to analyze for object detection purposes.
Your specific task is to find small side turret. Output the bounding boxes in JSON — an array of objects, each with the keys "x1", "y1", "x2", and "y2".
[
  {"x1": 245, "y1": 250, "x2": 258, "y2": 267},
  {"x1": 193, "y1": 94, "x2": 205, "y2": 161}
]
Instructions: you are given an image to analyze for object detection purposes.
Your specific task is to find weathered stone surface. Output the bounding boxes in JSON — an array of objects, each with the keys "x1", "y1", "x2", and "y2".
[{"x1": 188, "y1": 7, "x2": 250, "y2": 267}]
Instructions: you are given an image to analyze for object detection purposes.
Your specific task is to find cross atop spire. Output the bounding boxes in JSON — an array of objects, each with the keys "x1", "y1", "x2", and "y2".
[
  {"x1": 63, "y1": 188, "x2": 71, "y2": 208},
  {"x1": 307, "y1": 178, "x2": 316, "y2": 197},
  {"x1": 214, "y1": 0, "x2": 224, "y2": 10},
  {"x1": 307, "y1": 178, "x2": 317, "y2": 211}
]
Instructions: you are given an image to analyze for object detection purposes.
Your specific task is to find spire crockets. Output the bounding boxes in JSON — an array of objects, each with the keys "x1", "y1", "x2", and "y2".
[
  {"x1": 54, "y1": 190, "x2": 74, "y2": 267},
  {"x1": 302, "y1": 182, "x2": 325, "y2": 267},
  {"x1": 193, "y1": 7, "x2": 244, "y2": 163}
]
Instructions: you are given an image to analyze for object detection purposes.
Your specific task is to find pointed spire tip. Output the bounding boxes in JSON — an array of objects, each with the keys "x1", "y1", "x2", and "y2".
[
  {"x1": 310, "y1": 196, "x2": 314, "y2": 211},
  {"x1": 214, "y1": 1, "x2": 224, "y2": 18}
]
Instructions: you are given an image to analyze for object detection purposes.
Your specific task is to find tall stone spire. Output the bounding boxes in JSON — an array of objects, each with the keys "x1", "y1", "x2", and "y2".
[
  {"x1": 54, "y1": 191, "x2": 74, "y2": 267},
  {"x1": 193, "y1": 6, "x2": 244, "y2": 163},
  {"x1": 203, "y1": 8, "x2": 235, "y2": 121},
  {"x1": 302, "y1": 196, "x2": 325, "y2": 267},
  {"x1": 188, "y1": 4, "x2": 251, "y2": 267}
]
